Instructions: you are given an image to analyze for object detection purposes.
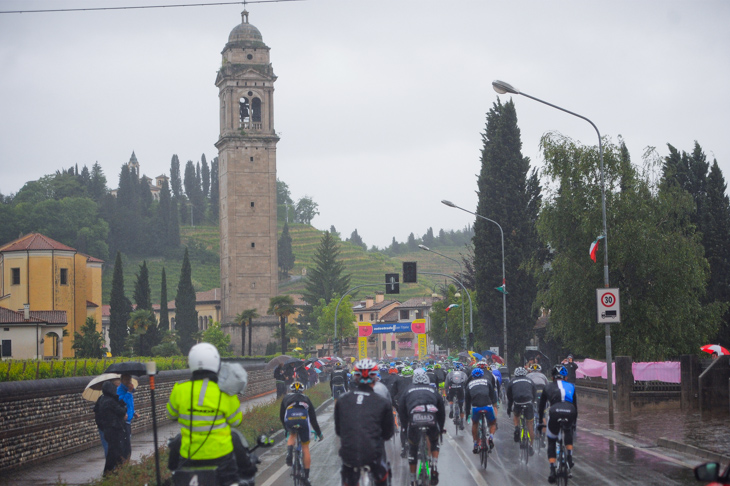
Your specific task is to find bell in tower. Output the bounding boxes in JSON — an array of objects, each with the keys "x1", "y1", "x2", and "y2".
[{"x1": 215, "y1": 11, "x2": 280, "y2": 328}]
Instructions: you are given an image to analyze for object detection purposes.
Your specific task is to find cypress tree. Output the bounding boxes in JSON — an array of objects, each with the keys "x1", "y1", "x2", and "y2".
[
  {"x1": 159, "y1": 267, "x2": 170, "y2": 332},
  {"x1": 134, "y1": 260, "x2": 152, "y2": 310},
  {"x1": 176, "y1": 248, "x2": 199, "y2": 354},
  {"x1": 209, "y1": 157, "x2": 219, "y2": 221},
  {"x1": 473, "y1": 98, "x2": 541, "y2": 365},
  {"x1": 201, "y1": 154, "x2": 210, "y2": 198},
  {"x1": 157, "y1": 178, "x2": 172, "y2": 252},
  {"x1": 278, "y1": 223, "x2": 295, "y2": 280},
  {"x1": 109, "y1": 251, "x2": 131, "y2": 356},
  {"x1": 170, "y1": 155, "x2": 182, "y2": 198}
]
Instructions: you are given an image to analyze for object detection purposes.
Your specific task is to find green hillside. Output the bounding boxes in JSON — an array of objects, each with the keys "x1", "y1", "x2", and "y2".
[{"x1": 102, "y1": 223, "x2": 469, "y2": 306}]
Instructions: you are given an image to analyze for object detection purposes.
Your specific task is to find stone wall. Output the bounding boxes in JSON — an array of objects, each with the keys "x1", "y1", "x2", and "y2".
[{"x1": 0, "y1": 363, "x2": 275, "y2": 473}]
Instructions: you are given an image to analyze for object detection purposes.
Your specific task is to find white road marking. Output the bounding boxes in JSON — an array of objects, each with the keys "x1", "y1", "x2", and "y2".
[{"x1": 445, "y1": 433, "x2": 491, "y2": 486}]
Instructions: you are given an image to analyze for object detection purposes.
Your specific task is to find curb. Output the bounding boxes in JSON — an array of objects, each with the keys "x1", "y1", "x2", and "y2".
[{"x1": 657, "y1": 437, "x2": 730, "y2": 464}]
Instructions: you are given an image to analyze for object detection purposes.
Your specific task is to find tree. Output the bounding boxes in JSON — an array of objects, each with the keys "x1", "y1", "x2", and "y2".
[
  {"x1": 427, "y1": 286, "x2": 474, "y2": 350},
  {"x1": 277, "y1": 178, "x2": 294, "y2": 222},
  {"x1": 310, "y1": 295, "x2": 356, "y2": 342},
  {"x1": 209, "y1": 157, "x2": 219, "y2": 221},
  {"x1": 89, "y1": 162, "x2": 108, "y2": 202},
  {"x1": 473, "y1": 98, "x2": 541, "y2": 365},
  {"x1": 278, "y1": 223, "x2": 295, "y2": 280},
  {"x1": 422, "y1": 227, "x2": 435, "y2": 248},
  {"x1": 704, "y1": 160, "x2": 730, "y2": 346},
  {"x1": 536, "y1": 133, "x2": 725, "y2": 360},
  {"x1": 269, "y1": 295, "x2": 296, "y2": 354},
  {"x1": 302, "y1": 231, "x2": 352, "y2": 307},
  {"x1": 133, "y1": 261, "x2": 152, "y2": 311},
  {"x1": 295, "y1": 196, "x2": 319, "y2": 224},
  {"x1": 407, "y1": 232, "x2": 418, "y2": 250},
  {"x1": 201, "y1": 154, "x2": 210, "y2": 198},
  {"x1": 348, "y1": 229, "x2": 367, "y2": 250},
  {"x1": 170, "y1": 155, "x2": 182, "y2": 198},
  {"x1": 176, "y1": 247, "x2": 199, "y2": 354},
  {"x1": 72, "y1": 317, "x2": 107, "y2": 358},
  {"x1": 184, "y1": 160, "x2": 205, "y2": 225},
  {"x1": 202, "y1": 322, "x2": 233, "y2": 357},
  {"x1": 127, "y1": 309, "x2": 159, "y2": 356},
  {"x1": 159, "y1": 267, "x2": 170, "y2": 331},
  {"x1": 236, "y1": 308, "x2": 259, "y2": 356},
  {"x1": 109, "y1": 251, "x2": 131, "y2": 356}
]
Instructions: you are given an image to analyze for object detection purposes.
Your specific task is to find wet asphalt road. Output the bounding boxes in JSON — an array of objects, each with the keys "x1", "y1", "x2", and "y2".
[{"x1": 256, "y1": 401, "x2": 700, "y2": 486}]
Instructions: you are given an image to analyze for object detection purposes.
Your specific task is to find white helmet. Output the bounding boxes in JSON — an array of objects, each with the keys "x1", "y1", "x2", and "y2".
[
  {"x1": 514, "y1": 367, "x2": 528, "y2": 377},
  {"x1": 188, "y1": 343, "x2": 221, "y2": 373},
  {"x1": 412, "y1": 368, "x2": 430, "y2": 385}
]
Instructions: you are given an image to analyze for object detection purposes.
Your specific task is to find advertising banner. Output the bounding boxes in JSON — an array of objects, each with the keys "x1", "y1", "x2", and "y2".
[
  {"x1": 417, "y1": 334, "x2": 428, "y2": 358},
  {"x1": 358, "y1": 336, "x2": 368, "y2": 360}
]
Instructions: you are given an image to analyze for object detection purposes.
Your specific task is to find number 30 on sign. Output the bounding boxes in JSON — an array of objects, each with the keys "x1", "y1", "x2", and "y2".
[{"x1": 596, "y1": 288, "x2": 621, "y2": 324}]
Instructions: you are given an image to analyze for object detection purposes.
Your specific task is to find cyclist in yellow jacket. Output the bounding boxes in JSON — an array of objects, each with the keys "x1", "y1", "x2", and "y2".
[{"x1": 167, "y1": 343, "x2": 244, "y2": 486}]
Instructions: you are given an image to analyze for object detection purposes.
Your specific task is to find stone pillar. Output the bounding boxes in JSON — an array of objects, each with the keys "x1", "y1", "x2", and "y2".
[
  {"x1": 680, "y1": 354, "x2": 700, "y2": 410},
  {"x1": 615, "y1": 356, "x2": 633, "y2": 412}
]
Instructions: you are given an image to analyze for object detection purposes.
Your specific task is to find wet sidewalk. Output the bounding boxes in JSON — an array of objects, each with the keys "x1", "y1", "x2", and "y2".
[
  {"x1": 0, "y1": 392, "x2": 277, "y2": 486},
  {"x1": 579, "y1": 402, "x2": 730, "y2": 463}
]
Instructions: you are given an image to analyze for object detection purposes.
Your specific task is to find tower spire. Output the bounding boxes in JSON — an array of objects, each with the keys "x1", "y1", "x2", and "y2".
[{"x1": 242, "y1": 9, "x2": 249, "y2": 24}]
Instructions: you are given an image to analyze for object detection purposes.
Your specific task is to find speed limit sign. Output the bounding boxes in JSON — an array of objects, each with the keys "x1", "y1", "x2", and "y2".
[{"x1": 596, "y1": 288, "x2": 620, "y2": 323}]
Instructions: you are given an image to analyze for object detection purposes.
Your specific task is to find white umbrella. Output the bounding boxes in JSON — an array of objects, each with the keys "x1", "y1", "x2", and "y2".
[{"x1": 82, "y1": 373, "x2": 137, "y2": 402}]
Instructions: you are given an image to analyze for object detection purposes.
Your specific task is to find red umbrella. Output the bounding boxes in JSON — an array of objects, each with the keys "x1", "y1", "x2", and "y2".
[
  {"x1": 701, "y1": 344, "x2": 730, "y2": 356},
  {"x1": 490, "y1": 355, "x2": 505, "y2": 365}
]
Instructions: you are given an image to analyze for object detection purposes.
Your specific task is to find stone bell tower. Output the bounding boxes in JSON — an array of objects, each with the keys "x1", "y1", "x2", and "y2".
[{"x1": 215, "y1": 10, "x2": 279, "y2": 324}]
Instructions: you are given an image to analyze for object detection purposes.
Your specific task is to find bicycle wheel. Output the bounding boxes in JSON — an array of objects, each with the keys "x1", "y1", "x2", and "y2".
[
  {"x1": 520, "y1": 419, "x2": 529, "y2": 465},
  {"x1": 557, "y1": 440, "x2": 569, "y2": 486},
  {"x1": 417, "y1": 430, "x2": 430, "y2": 485},
  {"x1": 479, "y1": 416, "x2": 489, "y2": 470},
  {"x1": 292, "y1": 449, "x2": 302, "y2": 486},
  {"x1": 453, "y1": 403, "x2": 460, "y2": 437}
]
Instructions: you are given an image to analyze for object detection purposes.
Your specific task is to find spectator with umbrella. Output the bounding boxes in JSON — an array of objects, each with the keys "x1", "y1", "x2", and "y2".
[
  {"x1": 104, "y1": 361, "x2": 146, "y2": 461},
  {"x1": 97, "y1": 380, "x2": 128, "y2": 475}
]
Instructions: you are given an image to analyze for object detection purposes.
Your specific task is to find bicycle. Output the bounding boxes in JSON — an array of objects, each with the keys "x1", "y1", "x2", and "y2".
[
  {"x1": 476, "y1": 411, "x2": 491, "y2": 470},
  {"x1": 518, "y1": 411, "x2": 531, "y2": 465},
  {"x1": 355, "y1": 461, "x2": 393, "y2": 486},
  {"x1": 533, "y1": 399, "x2": 546, "y2": 456},
  {"x1": 415, "y1": 426, "x2": 434, "y2": 486},
  {"x1": 555, "y1": 418, "x2": 573, "y2": 486},
  {"x1": 452, "y1": 400, "x2": 462, "y2": 437},
  {"x1": 289, "y1": 425, "x2": 305, "y2": 486}
]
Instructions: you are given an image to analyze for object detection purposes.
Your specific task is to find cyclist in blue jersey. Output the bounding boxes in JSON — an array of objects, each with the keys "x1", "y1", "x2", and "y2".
[
  {"x1": 465, "y1": 368, "x2": 498, "y2": 454},
  {"x1": 489, "y1": 364, "x2": 503, "y2": 403},
  {"x1": 538, "y1": 364, "x2": 578, "y2": 484}
]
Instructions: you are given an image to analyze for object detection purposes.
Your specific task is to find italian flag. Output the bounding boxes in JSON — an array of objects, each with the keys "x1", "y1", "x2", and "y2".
[
  {"x1": 446, "y1": 304, "x2": 459, "y2": 312},
  {"x1": 589, "y1": 235, "x2": 605, "y2": 262}
]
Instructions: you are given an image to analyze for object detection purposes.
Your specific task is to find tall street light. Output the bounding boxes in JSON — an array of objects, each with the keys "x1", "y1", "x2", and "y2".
[
  {"x1": 419, "y1": 244, "x2": 466, "y2": 347},
  {"x1": 441, "y1": 200, "x2": 508, "y2": 366},
  {"x1": 492, "y1": 79, "x2": 614, "y2": 423}
]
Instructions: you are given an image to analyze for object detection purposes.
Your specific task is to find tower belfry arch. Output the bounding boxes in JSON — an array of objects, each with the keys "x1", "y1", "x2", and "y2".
[{"x1": 215, "y1": 10, "x2": 279, "y2": 323}]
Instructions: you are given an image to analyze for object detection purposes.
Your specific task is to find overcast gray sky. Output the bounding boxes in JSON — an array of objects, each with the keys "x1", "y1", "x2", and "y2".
[{"x1": 1, "y1": 0, "x2": 729, "y2": 248}]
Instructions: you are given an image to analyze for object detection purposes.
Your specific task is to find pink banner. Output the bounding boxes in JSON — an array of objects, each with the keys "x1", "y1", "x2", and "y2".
[{"x1": 575, "y1": 359, "x2": 680, "y2": 383}]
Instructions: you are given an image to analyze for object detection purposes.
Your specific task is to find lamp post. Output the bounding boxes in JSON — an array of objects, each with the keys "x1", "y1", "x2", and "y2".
[
  {"x1": 441, "y1": 201, "x2": 507, "y2": 365},
  {"x1": 492, "y1": 79, "x2": 614, "y2": 423},
  {"x1": 419, "y1": 244, "x2": 466, "y2": 348}
]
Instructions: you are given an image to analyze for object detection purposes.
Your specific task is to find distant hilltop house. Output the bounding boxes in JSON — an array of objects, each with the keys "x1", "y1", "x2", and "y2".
[
  {"x1": 109, "y1": 151, "x2": 169, "y2": 201},
  {"x1": 0, "y1": 233, "x2": 103, "y2": 359}
]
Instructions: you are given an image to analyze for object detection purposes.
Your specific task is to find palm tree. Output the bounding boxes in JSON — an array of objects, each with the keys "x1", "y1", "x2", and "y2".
[
  {"x1": 235, "y1": 308, "x2": 259, "y2": 356},
  {"x1": 268, "y1": 295, "x2": 296, "y2": 355}
]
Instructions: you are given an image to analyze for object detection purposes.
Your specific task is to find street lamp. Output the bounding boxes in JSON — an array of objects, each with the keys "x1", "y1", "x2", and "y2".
[
  {"x1": 419, "y1": 244, "x2": 466, "y2": 348},
  {"x1": 441, "y1": 200, "x2": 507, "y2": 365},
  {"x1": 492, "y1": 79, "x2": 614, "y2": 423}
]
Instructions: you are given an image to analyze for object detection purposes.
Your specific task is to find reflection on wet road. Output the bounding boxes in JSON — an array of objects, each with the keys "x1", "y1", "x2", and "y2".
[{"x1": 256, "y1": 401, "x2": 701, "y2": 486}]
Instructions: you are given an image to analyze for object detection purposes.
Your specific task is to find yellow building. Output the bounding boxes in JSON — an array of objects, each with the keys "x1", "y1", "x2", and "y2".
[{"x1": 0, "y1": 233, "x2": 103, "y2": 358}]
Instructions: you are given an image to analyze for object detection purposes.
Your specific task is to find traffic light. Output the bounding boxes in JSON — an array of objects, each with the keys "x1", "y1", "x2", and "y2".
[
  {"x1": 385, "y1": 273, "x2": 400, "y2": 294},
  {"x1": 403, "y1": 261, "x2": 417, "y2": 283},
  {"x1": 333, "y1": 339, "x2": 340, "y2": 355},
  {"x1": 461, "y1": 336, "x2": 467, "y2": 350}
]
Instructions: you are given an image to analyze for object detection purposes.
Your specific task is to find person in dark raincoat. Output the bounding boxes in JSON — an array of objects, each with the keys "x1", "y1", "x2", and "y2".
[{"x1": 97, "y1": 380, "x2": 128, "y2": 475}]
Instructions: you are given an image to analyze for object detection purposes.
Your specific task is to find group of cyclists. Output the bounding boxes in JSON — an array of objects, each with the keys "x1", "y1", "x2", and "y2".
[{"x1": 166, "y1": 343, "x2": 578, "y2": 486}]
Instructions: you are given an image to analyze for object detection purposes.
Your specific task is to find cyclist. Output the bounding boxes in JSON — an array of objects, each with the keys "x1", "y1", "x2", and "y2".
[
  {"x1": 506, "y1": 367, "x2": 537, "y2": 455},
  {"x1": 393, "y1": 366, "x2": 414, "y2": 458},
  {"x1": 166, "y1": 343, "x2": 243, "y2": 486},
  {"x1": 445, "y1": 363, "x2": 468, "y2": 428},
  {"x1": 399, "y1": 368, "x2": 445, "y2": 486},
  {"x1": 465, "y1": 368, "x2": 498, "y2": 454},
  {"x1": 281, "y1": 381, "x2": 323, "y2": 486},
  {"x1": 490, "y1": 363, "x2": 503, "y2": 403},
  {"x1": 330, "y1": 361, "x2": 349, "y2": 400},
  {"x1": 335, "y1": 359, "x2": 394, "y2": 486},
  {"x1": 538, "y1": 364, "x2": 578, "y2": 484},
  {"x1": 434, "y1": 363, "x2": 447, "y2": 397},
  {"x1": 380, "y1": 365, "x2": 398, "y2": 397},
  {"x1": 425, "y1": 364, "x2": 439, "y2": 388},
  {"x1": 527, "y1": 364, "x2": 549, "y2": 447}
]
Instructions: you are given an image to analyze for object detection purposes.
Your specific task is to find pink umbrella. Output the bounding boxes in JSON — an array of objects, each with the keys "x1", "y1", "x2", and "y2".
[{"x1": 701, "y1": 344, "x2": 730, "y2": 356}]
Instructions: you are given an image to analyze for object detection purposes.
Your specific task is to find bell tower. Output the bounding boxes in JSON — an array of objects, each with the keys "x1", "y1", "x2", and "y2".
[{"x1": 215, "y1": 10, "x2": 279, "y2": 323}]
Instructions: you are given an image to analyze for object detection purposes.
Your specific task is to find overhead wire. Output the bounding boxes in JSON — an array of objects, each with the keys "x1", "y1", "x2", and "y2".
[{"x1": 0, "y1": 0, "x2": 305, "y2": 15}]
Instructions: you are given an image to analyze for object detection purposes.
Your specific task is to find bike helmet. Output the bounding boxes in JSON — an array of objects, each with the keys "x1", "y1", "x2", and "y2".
[
  {"x1": 426, "y1": 364, "x2": 435, "y2": 371},
  {"x1": 514, "y1": 367, "x2": 528, "y2": 377},
  {"x1": 434, "y1": 363, "x2": 442, "y2": 369},
  {"x1": 335, "y1": 361, "x2": 343, "y2": 369},
  {"x1": 401, "y1": 366, "x2": 414, "y2": 377},
  {"x1": 188, "y1": 343, "x2": 221, "y2": 373},
  {"x1": 552, "y1": 364, "x2": 568, "y2": 379},
  {"x1": 289, "y1": 381, "x2": 305, "y2": 392},
  {"x1": 477, "y1": 360, "x2": 489, "y2": 369},
  {"x1": 454, "y1": 362, "x2": 463, "y2": 370},
  {"x1": 352, "y1": 359, "x2": 379, "y2": 384},
  {"x1": 489, "y1": 363, "x2": 500, "y2": 371},
  {"x1": 530, "y1": 364, "x2": 542, "y2": 372},
  {"x1": 471, "y1": 368, "x2": 484, "y2": 379},
  {"x1": 388, "y1": 367, "x2": 398, "y2": 375},
  {"x1": 412, "y1": 369, "x2": 430, "y2": 385}
]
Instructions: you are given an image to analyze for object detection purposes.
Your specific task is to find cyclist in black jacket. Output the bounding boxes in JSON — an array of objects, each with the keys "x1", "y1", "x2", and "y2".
[
  {"x1": 335, "y1": 359, "x2": 394, "y2": 486},
  {"x1": 392, "y1": 366, "x2": 414, "y2": 457},
  {"x1": 538, "y1": 364, "x2": 578, "y2": 484},
  {"x1": 506, "y1": 367, "x2": 537, "y2": 454},
  {"x1": 281, "y1": 382, "x2": 323, "y2": 486},
  {"x1": 330, "y1": 361, "x2": 349, "y2": 399},
  {"x1": 465, "y1": 368, "x2": 498, "y2": 454},
  {"x1": 399, "y1": 369, "x2": 445, "y2": 486}
]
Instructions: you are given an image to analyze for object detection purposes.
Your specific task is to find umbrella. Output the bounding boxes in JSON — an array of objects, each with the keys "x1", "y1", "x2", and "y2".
[
  {"x1": 490, "y1": 355, "x2": 505, "y2": 365},
  {"x1": 468, "y1": 351, "x2": 484, "y2": 361},
  {"x1": 524, "y1": 349, "x2": 550, "y2": 361},
  {"x1": 283, "y1": 358, "x2": 303, "y2": 366},
  {"x1": 265, "y1": 355, "x2": 293, "y2": 370},
  {"x1": 82, "y1": 373, "x2": 138, "y2": 402},
  {"x1": 701, "y1": 344, "x2": 730, "y2": 356},
  {"x1": 313, "y1": 367, "x2": 322, "y2": 374},
  {"x1": 293, "y1": 347, "x2": 303, "y2": 352},
  {"x1": 104, "y1": 361, "x2": 147, "y2": 376}
]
